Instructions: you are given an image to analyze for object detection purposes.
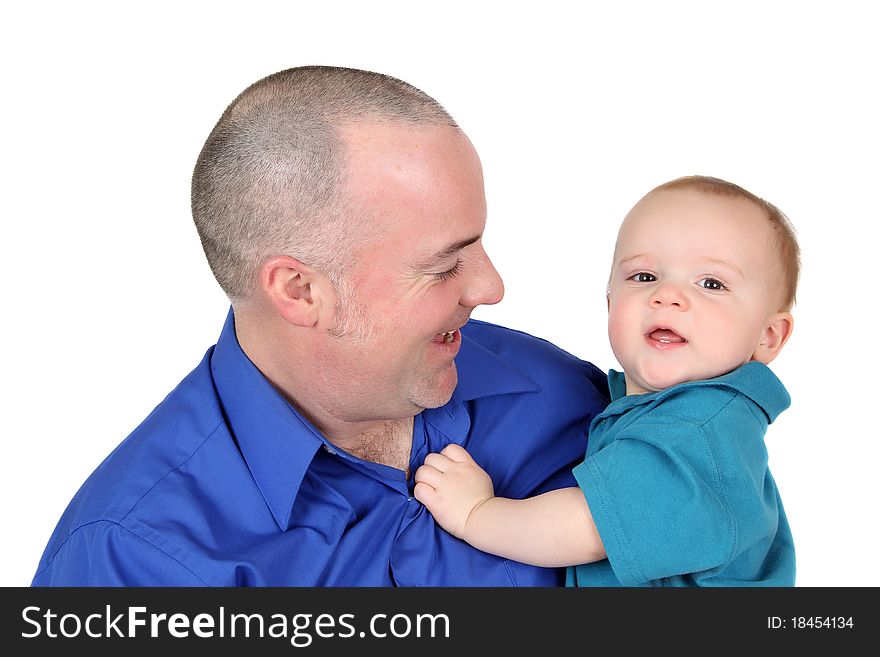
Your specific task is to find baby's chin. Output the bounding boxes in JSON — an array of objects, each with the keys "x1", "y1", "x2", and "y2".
[
  {"x1": 626, "y1": 375, "x2": 683, "y2": 396},
  {"x1": 629, "y1": 365, "x2": 739, "y2": 394}
]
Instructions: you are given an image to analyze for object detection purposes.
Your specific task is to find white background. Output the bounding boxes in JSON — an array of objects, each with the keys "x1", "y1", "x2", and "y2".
[{"x1": 2, "y1": 1, "x2": 877, "y2": 587}]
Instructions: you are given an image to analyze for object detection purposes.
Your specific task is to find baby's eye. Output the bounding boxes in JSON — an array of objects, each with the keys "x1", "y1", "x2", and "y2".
[
  {"x1": 697, "y1": 277, "x2": 726, "y2": 291},
  {"x1": 628, "y1": 272, "x2": 656, "y2": 283}
]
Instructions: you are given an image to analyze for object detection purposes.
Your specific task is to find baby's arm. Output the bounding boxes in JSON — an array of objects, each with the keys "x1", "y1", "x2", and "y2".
[{"x1": 413, "y1": 444, "x2": 606, "y2": 568}]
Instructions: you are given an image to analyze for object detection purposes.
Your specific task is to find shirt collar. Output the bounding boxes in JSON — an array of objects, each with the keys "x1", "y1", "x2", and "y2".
[
  {"x1": 607, "y1": 369, "x2": 628, "y2": 402},
  {"x1": 421, "y1": 324, "x2": 542, "y2": 442},
  {"x1": 210, "y1": 309, "x2": 542, "y2": 530},
  {"x1": 608, "y1": 361, "x2": 790, "y2": 422},
  {"x1": 453, "y1": 324, "x2": 543, "y2": 400},
  {"x1": 210, "y1": 309, "x2": 325, "y2": 531}
]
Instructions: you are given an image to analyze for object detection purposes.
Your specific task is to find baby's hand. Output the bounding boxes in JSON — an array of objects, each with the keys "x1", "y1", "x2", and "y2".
[{"x1": 413, "y1": 444, "x2": 495, "y2": 540}]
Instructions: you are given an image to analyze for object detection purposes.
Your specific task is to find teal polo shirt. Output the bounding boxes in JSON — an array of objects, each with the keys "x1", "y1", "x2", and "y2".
[{"x1": 568, "y1": 361, "x2": 795, "y2": 587}]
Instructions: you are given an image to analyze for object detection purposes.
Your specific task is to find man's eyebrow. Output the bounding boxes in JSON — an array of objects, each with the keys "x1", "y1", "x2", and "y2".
[{"x1": 417, "y1": 234, "x2": 482, "y2": 267}]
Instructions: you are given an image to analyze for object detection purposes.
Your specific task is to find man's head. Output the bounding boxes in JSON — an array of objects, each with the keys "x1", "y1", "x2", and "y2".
[
  {"x1": 607, "y1": 176, "x2": 800, "y2": 395},
  {"x1": 192, "y1": 66, "x2": 460, "y2": 303},
  {"x1": 191, "y1": 67, "x2": 504, "y2": 424}
]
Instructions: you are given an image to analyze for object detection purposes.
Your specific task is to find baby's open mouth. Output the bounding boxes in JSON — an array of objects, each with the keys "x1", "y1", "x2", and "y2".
[{"x1": 647, "y1": 328, "x2": 686, "y2": 343}]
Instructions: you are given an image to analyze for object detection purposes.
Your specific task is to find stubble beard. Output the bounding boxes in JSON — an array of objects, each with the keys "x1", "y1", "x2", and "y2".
[
  {"x1": 327, "y1": 277, "x2": 458, "y2": 413},
  {"x1": 327, "y1": 276, "x2": 376, "y2": 344},
  {"x1": 406, "y1": 360, "x2": 458, "y2": 410}
]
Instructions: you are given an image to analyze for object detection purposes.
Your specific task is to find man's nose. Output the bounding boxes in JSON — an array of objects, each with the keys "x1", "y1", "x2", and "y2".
[
  {"x1": 461, "y1": 245, "x2": 504, "y2": 308},
  {"x1": 650, "y1": 282, "x2": 689, "y2": 310}
]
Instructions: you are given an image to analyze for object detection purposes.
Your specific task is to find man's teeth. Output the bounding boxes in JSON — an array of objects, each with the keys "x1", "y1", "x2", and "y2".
[{"x1": 442, "y1": 330, "x2": 455, "y2": 343}]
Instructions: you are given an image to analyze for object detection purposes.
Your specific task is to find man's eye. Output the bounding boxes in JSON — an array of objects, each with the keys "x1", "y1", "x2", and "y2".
[
  {"x1": 698, "y1": 277, "x2": 726, "y2": 291},
  {"x1": 628, "y1": 272, "x2": 656, "y2": 283},
  {"x1": 434, "y1": 259, "x2": 463, "y2": 281}
]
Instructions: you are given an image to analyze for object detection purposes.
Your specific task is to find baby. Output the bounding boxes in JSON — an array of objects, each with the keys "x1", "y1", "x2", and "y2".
[{"x1": 414, "y1": 175, "x2": 799, "y2": 586}]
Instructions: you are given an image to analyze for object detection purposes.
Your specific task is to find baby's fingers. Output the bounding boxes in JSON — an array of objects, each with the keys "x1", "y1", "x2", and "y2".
[
  {"x1": 439, "y1": 444, "x2": 474, "y2": 464},
  {"x1": 414, "y1": 463, "x2": 443, "y2": 488},
  {"x1": 413, "y1": 481, "x2": 436, "y2": 506},
  {"x1": 422, "y1": 452, "x2": 454, "y2": 472}
]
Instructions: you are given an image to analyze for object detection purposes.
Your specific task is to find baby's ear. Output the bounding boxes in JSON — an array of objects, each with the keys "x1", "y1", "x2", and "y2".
[{"x1": 752, "y1": 312, "x2": 794, "y2": 364}]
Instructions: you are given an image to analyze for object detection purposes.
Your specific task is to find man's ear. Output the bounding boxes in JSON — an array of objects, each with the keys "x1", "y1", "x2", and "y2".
[
  {"x1": 259, "y1": 256, "x2": 330, "y2": 328},
  {"x1": 752, "y1": 311, "x2": 794, "y2": 364}
]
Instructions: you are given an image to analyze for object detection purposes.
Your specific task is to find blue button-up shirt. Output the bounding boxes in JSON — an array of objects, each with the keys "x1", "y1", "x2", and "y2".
[{"x1": 33, "y1": 310, "x2": 608, "y2": 586}]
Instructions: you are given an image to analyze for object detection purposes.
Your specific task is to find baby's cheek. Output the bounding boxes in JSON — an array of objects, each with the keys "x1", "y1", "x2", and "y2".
[{"x1": 607, "y1": 308, "x2": 631, "y2": 359}]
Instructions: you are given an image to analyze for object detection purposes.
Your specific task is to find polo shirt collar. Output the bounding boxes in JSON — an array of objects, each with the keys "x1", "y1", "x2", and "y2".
[
  {"x1": 607, "y1": 370, "x2": 628, "y2": 401},
  {"x1": 210, "y1": 309, "x2": 542, "y2": 531},
  {"x1": 608, "y1": 361, "x2": 790, "y2": 422},
  {"x1": 711, "y1": 361, "x2": 791, "y2": 422}
]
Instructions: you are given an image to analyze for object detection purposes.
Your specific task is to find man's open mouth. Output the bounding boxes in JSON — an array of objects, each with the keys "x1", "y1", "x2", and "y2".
[{"x1": 433, "y1": 329, "x2": 458, "y2": 344}]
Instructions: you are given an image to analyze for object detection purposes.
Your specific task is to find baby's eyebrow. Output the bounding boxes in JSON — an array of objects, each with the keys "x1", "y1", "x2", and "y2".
[
  {"x1": 616, "y1": 254, "x2": 745, "y2": 278},
  {"x1": 617, "y1": 253, "x2": 647, "y2": 268},
  {"x1": 703, "y1": 257, "x2": 744, "y2": 278}
]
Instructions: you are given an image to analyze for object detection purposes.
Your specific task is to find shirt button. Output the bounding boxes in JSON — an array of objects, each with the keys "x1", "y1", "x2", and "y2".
[{"x1": 323, "y1": 444, "x2": 336, "y2": 455}]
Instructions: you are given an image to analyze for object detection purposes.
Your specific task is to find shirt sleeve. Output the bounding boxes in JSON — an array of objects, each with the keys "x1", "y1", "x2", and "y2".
[
  {"x1": 572, "y1": 419, "x2": 736, "y2": 586},
  {"x1": 31, "y1": 520, "x2": 209, "y2": 586}
]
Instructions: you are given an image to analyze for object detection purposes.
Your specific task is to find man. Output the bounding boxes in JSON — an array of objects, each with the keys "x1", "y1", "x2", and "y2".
[{"x1": 33, "y1": 66, "x2": 609, "y2": 585}]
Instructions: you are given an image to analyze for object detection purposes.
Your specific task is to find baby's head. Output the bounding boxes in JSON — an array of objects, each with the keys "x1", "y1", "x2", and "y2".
[{"x1": 607, "y1": 176, "x2": 800, "y2": 396}]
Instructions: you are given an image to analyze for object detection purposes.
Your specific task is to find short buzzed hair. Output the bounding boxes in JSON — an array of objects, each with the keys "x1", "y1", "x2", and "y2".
[
  {"x1": 191, "y1": 66, "x2": 459, "y2": 302},
  {"x1": 650, "y1": 175, "x2": 801, "y2": 311}
]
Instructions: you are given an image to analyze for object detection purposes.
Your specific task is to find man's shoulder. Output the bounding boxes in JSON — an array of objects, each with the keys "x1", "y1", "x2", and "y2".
[
  {"x1": 462, "y1": 318, "x2": 597, "y2": 372},
  {"x1": 457, "y1": 319, "x2": 609, "y2": 408},
  {"x1": 48, "y1": 348, "x2": 228, "y2": 531},
  {"x1": 460, "y1": 319, "x2": 609, "y2": 402}
]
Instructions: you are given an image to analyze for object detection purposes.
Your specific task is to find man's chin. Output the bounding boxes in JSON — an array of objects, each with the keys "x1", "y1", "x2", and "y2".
[{"x1": 411, "y1": 364, "x2": 458, "y2": 410}]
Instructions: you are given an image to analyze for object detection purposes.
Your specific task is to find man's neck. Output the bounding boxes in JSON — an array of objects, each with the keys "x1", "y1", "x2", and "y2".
[
  {"x1": 234, "y1": 311, "x2": 416, "y2": 475},
  {"x1": 265, "y1": 367, "x2": 418, "y2": 475},
  {"x1": 339, "y1": 417, "x2": 415, "y2": 477}
]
